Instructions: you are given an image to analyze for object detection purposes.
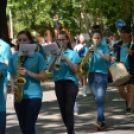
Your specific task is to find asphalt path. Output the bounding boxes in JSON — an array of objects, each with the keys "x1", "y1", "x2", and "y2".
[{"x1": 6, "y1": 80, "x2": 134, "y2": 134}]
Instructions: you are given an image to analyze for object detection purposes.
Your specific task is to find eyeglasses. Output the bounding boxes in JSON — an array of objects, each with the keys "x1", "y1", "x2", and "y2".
[{"x1": 57, "y1": 39, "x2": 67, "y2": 42}]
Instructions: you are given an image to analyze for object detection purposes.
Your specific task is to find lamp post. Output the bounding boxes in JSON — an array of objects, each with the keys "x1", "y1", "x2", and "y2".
[{"x1": 7, "y1": 5, "x2": 13, "y2": 43}]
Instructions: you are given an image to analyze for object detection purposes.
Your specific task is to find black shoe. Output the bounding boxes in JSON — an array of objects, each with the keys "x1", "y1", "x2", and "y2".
[
  {"x1": 101, "y1": 121, "x2": 106, "y2": 128},
  {"x1": 94, "y1": 122, "x2": 101, "y2": 130},
  {"x1": 126, "y1": 108, "x2": 133, "y2": 115}
]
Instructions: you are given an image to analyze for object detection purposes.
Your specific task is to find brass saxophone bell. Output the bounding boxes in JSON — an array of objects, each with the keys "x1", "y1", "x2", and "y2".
[{"x1": 15, "y1": 77, "x2": 26, "y2": 103}]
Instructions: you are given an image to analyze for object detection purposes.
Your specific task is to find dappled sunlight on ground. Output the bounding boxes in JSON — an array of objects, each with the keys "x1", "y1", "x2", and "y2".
[{"x1": 6, "y1": 81, "x2": 134, "y2": 134}]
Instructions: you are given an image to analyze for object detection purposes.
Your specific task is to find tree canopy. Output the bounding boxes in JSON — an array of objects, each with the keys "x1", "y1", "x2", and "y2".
[
  {"x1": 85, "y1": 0, "x2": 134, "y2": 32},
  {"x1": 6, "y1": 0, "x2": 134, "y2": 38},
  {"x1": 7, "y1": 0, "x2": 80, "y2": 36}
]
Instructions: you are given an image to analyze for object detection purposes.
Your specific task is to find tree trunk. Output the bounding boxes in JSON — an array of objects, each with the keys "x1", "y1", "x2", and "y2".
[
  {"x1": 0, "y1": 0, "x2": 10, "y2": 44},
  {"x1": 125, "y1": 0, "x2": 131, "y2": 26}
]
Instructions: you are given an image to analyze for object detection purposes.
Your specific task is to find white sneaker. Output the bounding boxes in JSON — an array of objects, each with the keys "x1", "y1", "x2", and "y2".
[
  {"x1": 83, "y1": 88, "x2": 87, "y2": 97},
  {"x1": 74, "y1": 111, "x2": 78, "y2": 115}
]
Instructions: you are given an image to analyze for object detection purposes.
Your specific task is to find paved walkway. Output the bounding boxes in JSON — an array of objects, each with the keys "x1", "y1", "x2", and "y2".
[{"x1": 6, "y1": 80, "x2": 134, "y2": 134}]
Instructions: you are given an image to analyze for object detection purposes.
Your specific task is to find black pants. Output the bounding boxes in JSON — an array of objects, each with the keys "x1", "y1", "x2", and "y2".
[
  {"x1": 55, "y1": 80, "x2": 78, "y2": 134},
  {"x1": 14, "y1": 98, "x2": 42, "y2": 134}
]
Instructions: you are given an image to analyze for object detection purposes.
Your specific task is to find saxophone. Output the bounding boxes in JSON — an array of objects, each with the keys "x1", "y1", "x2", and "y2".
[
  {"x1": 15, "y1": 56, "x2": 26, "y2": 103},
  {"x1": 76, "y1": 48, "x2": 93, "y2": 76}
]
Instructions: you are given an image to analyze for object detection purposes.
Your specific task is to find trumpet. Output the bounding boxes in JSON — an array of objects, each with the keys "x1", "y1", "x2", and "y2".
[{"x1": 53, "y1": 45, "x2": 65, "y2": 71}]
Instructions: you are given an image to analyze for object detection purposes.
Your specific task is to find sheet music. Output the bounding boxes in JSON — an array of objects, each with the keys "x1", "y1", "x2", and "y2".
[
  {"x1": 43, "y1": 43, "x2": 60, "y2": 57},
  {"x1": 19, "y1": 44, "x2": 37, "y2": 56}
]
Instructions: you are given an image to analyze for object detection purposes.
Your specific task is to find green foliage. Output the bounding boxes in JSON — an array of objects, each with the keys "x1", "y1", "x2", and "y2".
[
  {"x1": 85, "y1": 0, "x2": 134, "y2": 31},
  {"x1": 7, "y1": 0, "x2": 80, "y2": 36},
  {"x1": 45, "y1": 70, "x2": 53, "y2": 78}
]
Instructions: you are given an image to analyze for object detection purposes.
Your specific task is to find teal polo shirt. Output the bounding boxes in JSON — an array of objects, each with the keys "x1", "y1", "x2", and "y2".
[
  {"x1": 8, "y1": 51, "x2": 48, "y2": 99},
  {"x1": 101, "y1": 37, "x2": 107, "y2": 46},
  {"x1": 48, "y1": 48, "x2": 81, "y2": 86},
  {"x1": 0, "y1": 39, "x2": 12, "y2": 85},
  {"x1": 88, "y1": 44, "x2": 110, "y2": 75},
  {"x1": 0, "y1": 63, "x2": 7, "y2": 112},
  {"x1": 35, "y1": 43, "x2": 46, "y2": 57},
  {"x1": 120, "y1": 41, "x2": 130, "y2": 70}
]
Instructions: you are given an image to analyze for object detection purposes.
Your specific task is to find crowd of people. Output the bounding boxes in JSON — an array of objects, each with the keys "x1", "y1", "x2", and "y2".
[{"x1": 0, "y1": 25, "x2": 134, "y2": 134}]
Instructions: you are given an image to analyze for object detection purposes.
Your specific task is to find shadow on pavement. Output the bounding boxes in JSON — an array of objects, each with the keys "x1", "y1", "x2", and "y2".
[{"x1": 6, "y1": 81, "x2": 134, "y2": 134}]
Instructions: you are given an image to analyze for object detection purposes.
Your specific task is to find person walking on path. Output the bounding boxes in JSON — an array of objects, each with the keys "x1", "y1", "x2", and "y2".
[
  {"x1": 8, "y1": 30, "x2": 48, "y2": 134},
  {"x1": 110, "y1": 26, "x2": 134, "y2": 115},
  {"x1": 88, "y1": 31, "x2": 110, "y2": 130},
  {"x1": 48, "y1": 31, "x2": 81, "y2": 134},
  {"x1": 74, "y1": 34, "x2": 88, "y2": 97}
]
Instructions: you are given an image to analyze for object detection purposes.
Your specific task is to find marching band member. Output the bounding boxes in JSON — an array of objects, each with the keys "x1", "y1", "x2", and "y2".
[
  {"x1": 88, "y1": 31, "x2": 110, "y2": 130},
  {"x1": 8, "y1": 30, "x2": 48, "y2": 134},
  {"x1": 48, "y1": 31, "x2": 81, "y2": 134},
  {"x1": 91, "y1": 25, "x2": 107, "y2": 46},
  {"x1": 110, "y1": 26, "x2": 134, "y2": 115},
  {"x1": 74, "y1": 34, "x2": 88, "y2": 96},
  {"x1": 0, "y1": 39, "x2": 12, "y2": 102},
  {"x1": 110, "y1": 32, "x2": 120, "y2": 47},
  {"x1": 0, "y1": 62, "x2": 7, "y2": 134}
]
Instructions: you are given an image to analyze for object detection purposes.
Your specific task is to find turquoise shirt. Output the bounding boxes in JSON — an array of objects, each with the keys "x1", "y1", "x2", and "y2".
[
  {"x1": 0, "y1": 63, "x2": 7, "y2": 112},
  {"x1": 8, "y1": 51, "x2": 48, "y2": 99},
  {"x1": 35, "y1": 43, "x2": 46, "y2": 57},
  {"x1": 88, "y1": 44, "x2": 110, "y2": 75},
  {"x1": 0, "y1": 39, "x2": 12, "y2": 85},
  {"x1": 101, "y1": 37, "x2": 107, "y2": 46},
  {"x1": 47, "y1": 48, "x2": 81, "y2": 86},
  {"x1": 120, "y1": 41, "x2": 130, "y2": 70}
]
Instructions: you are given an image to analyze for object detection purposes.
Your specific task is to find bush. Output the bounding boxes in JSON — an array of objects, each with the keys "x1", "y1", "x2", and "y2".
[{"x1": 45, "y1": 70, "x2": 53, "y2": 78}]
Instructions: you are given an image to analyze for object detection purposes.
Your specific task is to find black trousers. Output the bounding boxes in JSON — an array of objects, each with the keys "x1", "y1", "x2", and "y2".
[
  {"x1": 14, "y1": 98, "x2": 41, "y2": 134},
  {"x1": 55, "y1": 80, "x2": 78, "y2": 134}
]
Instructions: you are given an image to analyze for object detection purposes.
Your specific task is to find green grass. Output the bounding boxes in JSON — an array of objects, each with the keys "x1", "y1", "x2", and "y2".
[{"x1": 45, "y1": 70, "x2": 53, "y2": 78}]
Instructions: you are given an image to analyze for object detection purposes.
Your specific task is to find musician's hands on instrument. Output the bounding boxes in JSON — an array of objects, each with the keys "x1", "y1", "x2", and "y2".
[
  {"x1": 61, "y1": 55, "x2": 67, "y2": 62},
  {"x1": 127, "y1": 48, "x2": 133, "y2": 56},
  {"x1": 90, "y1": 46, "x2": 97, "y2": 53},
  {"x1": 11, "y1": 86, "x2": 17, "y2": 94},
  {"x1": 18, "y1": 67, "x2": 27, "y2": 75},
  {"x1": 111, "y1": 57, "x2": 117, "y2": 62},
  {"x1": 87, "y1": 43, "x2": 91, "y2": 49}
]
